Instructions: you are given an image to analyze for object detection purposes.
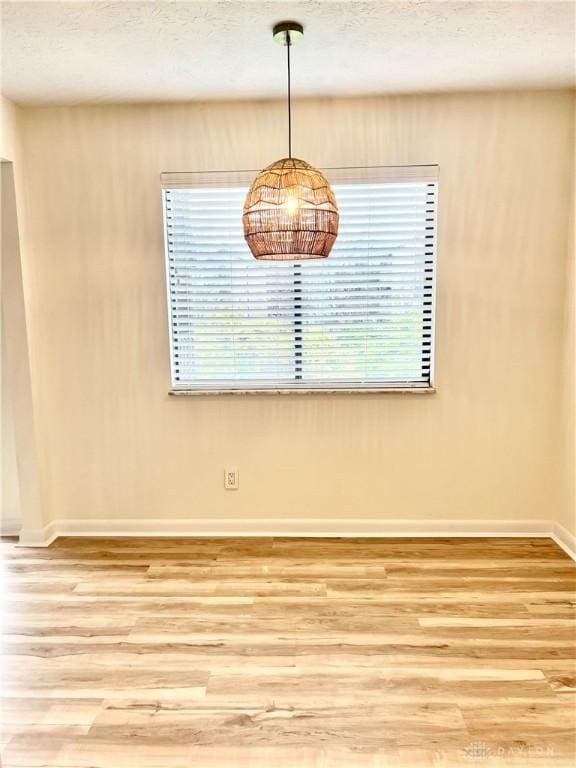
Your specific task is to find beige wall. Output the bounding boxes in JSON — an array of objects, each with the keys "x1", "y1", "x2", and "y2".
[
  {"x1": 1, "y1": 96, "x2": 45, "y2": 535},
  {"x1": 560, "y1": 97, "x2": 576, "y2": 537},
  {"x1": 1, "y1": 95, "x2": 19, "y2": 162},
  {"x1": 2, "y1": 325, "x2": 20, "y2": 524},
  {"x1": 1, "y1": 96, "x2": 21, "y2": 530},
  {"x1": 15, "y1": 91, "x2": 575, "y2": 526}
]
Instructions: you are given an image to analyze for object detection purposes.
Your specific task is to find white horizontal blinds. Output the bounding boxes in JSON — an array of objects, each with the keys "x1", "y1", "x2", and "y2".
[
  {"x1": 162, "y1": 166, "x2": 437, "y2": 390},
  {"x1": 165, "y1": 187, "x2": 297, "y2": 385},
  {"x1": 299, "y1": 181, "x2": 436, "y2": 385}
]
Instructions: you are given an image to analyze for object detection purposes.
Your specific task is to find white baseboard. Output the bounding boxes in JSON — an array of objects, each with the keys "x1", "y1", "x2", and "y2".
[
  {"x1": 15, "y1": 517, "x2": 574, "y2": 560},
  {"x1": 54, "y1": 517, "x2": 554, "y2": 538},
  {"x1": 17, "y1": 521, "x2": 57, "y2": 547},
  {"x1": 552, "y1": 522, "x2": 576, "y2": 560},
  {"x1": 0, "y1": 517, "x2": 21, "y2": 537}
]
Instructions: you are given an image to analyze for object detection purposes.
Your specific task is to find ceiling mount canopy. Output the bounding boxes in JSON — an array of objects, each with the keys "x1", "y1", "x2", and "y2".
[
  {"x1": 242, "y1": 21, "x2": 339, "y2": 261},
  {"x1": 272, "y1": 20, "x2": 304, "y2": 47}
]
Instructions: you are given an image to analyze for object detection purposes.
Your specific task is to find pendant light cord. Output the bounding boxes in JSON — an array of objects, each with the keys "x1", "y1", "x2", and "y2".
[{"x1": 286, "y1": 30, "x2": 292, "y2": 158}]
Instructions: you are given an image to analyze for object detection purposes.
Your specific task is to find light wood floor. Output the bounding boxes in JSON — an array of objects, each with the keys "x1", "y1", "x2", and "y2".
[{"x1": 1, "y1": 536, "x2": 575, "y2": 767}]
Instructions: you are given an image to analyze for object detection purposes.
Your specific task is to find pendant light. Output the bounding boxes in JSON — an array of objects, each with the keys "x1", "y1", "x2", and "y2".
[{"x1": 243, "y1": 21, "x2": 339, "y2": 261}]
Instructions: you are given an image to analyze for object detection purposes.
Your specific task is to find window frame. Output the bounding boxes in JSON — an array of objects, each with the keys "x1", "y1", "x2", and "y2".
[{"x1": 162, "y1": 165, "x2": 438, "y2": 396}]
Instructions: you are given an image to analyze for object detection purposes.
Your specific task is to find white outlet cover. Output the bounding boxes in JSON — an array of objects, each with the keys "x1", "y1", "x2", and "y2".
[{"x1": 224, "y1": 468, "x2": 239, "y2": 490}]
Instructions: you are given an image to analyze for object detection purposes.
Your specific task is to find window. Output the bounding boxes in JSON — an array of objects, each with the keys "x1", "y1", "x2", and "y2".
[{"x1": 162, "y1": 166, "x2": 437, "y2": 392}]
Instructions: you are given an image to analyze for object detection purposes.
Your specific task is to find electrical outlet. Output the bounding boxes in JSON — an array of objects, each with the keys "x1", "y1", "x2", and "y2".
[{"x1": 224, "y1": 467, "x2": 239, "y2": 490}]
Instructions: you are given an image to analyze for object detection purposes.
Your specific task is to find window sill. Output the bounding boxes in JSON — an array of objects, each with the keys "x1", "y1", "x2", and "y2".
[{"x1": 169, "y1": 387, "x2": 436, "y2": 396}]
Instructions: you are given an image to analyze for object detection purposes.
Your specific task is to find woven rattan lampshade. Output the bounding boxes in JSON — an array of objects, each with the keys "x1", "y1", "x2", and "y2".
[
  {"x1": 242, "y1": 22, "x2": 339, "y2": 261},
  {"x1": 243, "y1": 157, "x2": 339, "y2": 260}
]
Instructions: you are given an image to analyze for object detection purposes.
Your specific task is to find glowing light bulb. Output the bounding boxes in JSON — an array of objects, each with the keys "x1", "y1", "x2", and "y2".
[{"x1": 284, "y1": 196, "x2": 299, "y2": 216}]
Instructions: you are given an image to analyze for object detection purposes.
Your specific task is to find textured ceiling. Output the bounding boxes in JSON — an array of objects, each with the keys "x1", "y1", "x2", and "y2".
[{"x1": 1, "y1": 0, "x2": 575, "y2": 105}]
